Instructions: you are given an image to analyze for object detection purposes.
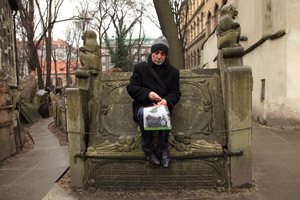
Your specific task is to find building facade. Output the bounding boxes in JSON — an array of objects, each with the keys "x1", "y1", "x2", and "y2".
[
  {"x1": 180, "y1": 0, "x2": 227, "y2": 69},
  {"x1": 36, "y1": 38, "x2": 79, "y2": 88},
  {"x1": 181, "y1": 0, "x2": 300, "y2": 127},
  {"x1": 228, "y1": 0, "x2": 300, "y2": 127},
  {"x1": 101, "y1": 38, "x2": 155, "y2": 71}
]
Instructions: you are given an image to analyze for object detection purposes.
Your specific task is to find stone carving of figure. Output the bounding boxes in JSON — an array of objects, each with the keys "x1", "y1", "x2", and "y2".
[
  {"x1": 87, "y1": 135, "x2": 141, "y2": 153},
  {"x1": 217, "y1": 4, "x2": 241, "y2": 50},
  {"x1": 78, "y1": 30, "x2": 101, "y2": 71}
]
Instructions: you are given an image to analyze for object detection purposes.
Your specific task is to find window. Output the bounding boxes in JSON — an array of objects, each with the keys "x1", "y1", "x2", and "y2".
[
  {"x1": 194, "y1": 21, "x2": 197, "y2": 38},
  {"x1": 197, "y1": 49, "x2": 201, "y2": 66},
  {"x1": 201, "y1": 13, "x2": 204, "y2": 32},
  {"x1": 191, "y1": 25, "x2": 193, "y2": 41},
  {"x1": 261, "y1": 79, "x2": 266, "y2": 102},
  {"x1": 194, "y1": 51, "x2": 196, "y2": 67},
  {"x1": 102, "y1": 57, "x2": 106, "y2": 62},
  {"x1": 207, "y1": 12, "x2": 212, "y2": 35},
  {"x1": 197, "y1": 17, "x2": 200, "y2": 36},
  {"x1": 214, "y1": 4, "x2": 220, "y2": 28},
  {"x1": 57, "y1": 77, "x2": 62, "y2": 87}
]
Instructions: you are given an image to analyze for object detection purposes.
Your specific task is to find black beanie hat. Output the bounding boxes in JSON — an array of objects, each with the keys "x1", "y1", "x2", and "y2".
[{"x1": 151, "y1": 36, "x2": 169, "y2": 56}]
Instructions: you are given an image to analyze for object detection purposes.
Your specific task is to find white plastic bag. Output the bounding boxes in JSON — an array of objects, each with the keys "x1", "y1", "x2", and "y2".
[{"x1": 143, "y1": 104, "x2": 171, "y2": 130}]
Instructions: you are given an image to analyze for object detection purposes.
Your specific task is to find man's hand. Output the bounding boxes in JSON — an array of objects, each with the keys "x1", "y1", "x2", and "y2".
[
  {"x1": 157, "y1": 99, "x2": 167, "y2": 105},
  {"x1": 148, "y1": 91, "x2": 162, "y2": 102}
]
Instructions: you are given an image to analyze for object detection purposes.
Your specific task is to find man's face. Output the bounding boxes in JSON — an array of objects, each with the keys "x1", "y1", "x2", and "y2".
[{"x1": 151, "y1": 50, "x2": 166, "y2": 65}]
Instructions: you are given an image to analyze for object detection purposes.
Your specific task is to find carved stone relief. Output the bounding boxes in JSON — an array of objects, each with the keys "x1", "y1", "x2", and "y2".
[{"x1": 84, "y1": 156, "x2": 227, "y2": 191}]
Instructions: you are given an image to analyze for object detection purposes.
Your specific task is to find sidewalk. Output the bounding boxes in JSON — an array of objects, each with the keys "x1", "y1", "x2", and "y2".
[
  {"x1": 0, "y1": 118, "x2": 69, "y2": 200},
  {"x1": 1, "y1": 119, "x2": 300, "y2": 200}
]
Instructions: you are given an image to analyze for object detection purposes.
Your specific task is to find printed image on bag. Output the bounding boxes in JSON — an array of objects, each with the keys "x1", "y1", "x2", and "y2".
[{"x1": 143, "y1": 104, "x2": 171, "y2": 130}]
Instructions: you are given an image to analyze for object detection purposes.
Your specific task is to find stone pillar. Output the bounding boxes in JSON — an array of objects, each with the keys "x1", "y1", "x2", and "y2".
[
  {"x1": 66, "y1": 88, "x2": 88, "y2": 187},
  {"x1": 218, "y1": 47, "x2": 253, "y2": 188},
  {"x1": 226, "y1": 66, "x2": 252, "y2": 188},
  {"x1": 66, "y1": 29, "x2": 101, "y2": 187}
]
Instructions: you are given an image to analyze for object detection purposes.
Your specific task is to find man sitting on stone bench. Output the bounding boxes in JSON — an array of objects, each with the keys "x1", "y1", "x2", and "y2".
[{"x1": 127, "y1": 36, "x2": 181, "y2": 168}]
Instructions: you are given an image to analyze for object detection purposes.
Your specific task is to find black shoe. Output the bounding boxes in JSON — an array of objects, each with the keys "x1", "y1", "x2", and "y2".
[
  {"x1": 146, "y1": 153, "x2": 160, "y2": 166},
  {"x1": 161, "y1": 150, "x2": 170, "y2": 168}
]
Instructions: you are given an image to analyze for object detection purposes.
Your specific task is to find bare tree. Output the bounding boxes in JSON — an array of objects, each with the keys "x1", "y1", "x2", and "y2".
[
  {"x1": 126, "y1": 1, "x2": 146, "y2": 69},
  {"x1": 169, "y1": 0, "x2": 190, "y2": 55},
  {"x1": 72, "y1": 1, "x2": 93, "y2": 71},
  {"x1": 35, "y1": 0, "x2": 64, "y2": 88},
  {"x1": 89, "y1": 0, "x2": 114, "y2": 49},
  {"x1": 17, "y1": 0, "x2": 89, "y2": 89},
  {"x1": 63, "y1": 28, "x2": 77, "y2": 87},
  {"x1": 17, "y1": 0, "x2": 42, "y2": 88},
  {"x1": 104, "y1": 2, "x2": 140, "y2": 72}
]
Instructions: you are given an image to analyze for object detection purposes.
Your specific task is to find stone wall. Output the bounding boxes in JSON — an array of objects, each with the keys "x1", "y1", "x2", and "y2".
[
  {"x1": 0, "y1": 0, "x2": 17, "y2": 87},
  {"x1": 0, "y1": 0, "x2": 19, "y2": 161}
]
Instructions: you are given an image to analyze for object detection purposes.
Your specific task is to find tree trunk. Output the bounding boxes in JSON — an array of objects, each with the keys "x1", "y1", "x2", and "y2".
[
  {"x1": 46, "y1": 0, "x2": 53, "y2": 88},
  {"x1": 18, "y1": 0, "x2": 44, "y2": 88},
  {"x1": 153, "y1": 0, "x2": 185, "y2": 69},
  {"x1": 45, "y1": 34, "x2": 52, "y2": 88}
]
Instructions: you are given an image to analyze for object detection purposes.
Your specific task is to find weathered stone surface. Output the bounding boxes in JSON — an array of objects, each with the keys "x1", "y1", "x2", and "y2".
[
  {"x1": 0, "y1": 0, "x2": 17, "y2": 87},
  {"x1": 66, "y1": 11, "x2": 253, "y2": 189},
  {"x1": 66, "y1": 88, "x2": 89, "y2": 187},
  {"x1": 34, "y1": 90, "x2": 50, "y2": 118},
  {"x1": 172, "y1": 69, "x2": 226, "y2": 146},
  {"x1": 225, "y1": 66, "x2": 252, "y2": 188},
  {"x1": 88, "y1": 70, "x2": 226, "y2": 148},
  {"x1": 18, "y1": 74, "x2": 38, "y2": 103},
  {"x1": 0, "y1": 106, "x2": 13, "y2": 161},
  {"x1": 217, "y1": 4, "x2": 241, "y2": 50},
  {"x1": 69, "y1": 69, "x2": 230, "y2": 190},
  {"x1": 78, "y1": 30, "x2": 101, "y2": 72},
  {"x1": 85, "y1": 156, "x2": 227, "y2": 191}
]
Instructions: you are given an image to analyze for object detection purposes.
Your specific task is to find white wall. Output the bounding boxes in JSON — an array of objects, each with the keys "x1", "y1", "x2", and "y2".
[
  {"x1": 238, "y1": 0, "x2": 300, "y2": 126},
  {"x1": 202, "y1": 0, "x2": 300, "y2": 126},
  {"x1": 286, "y1": 0, "x2": 300, "y2": 108},
  {"x1": 243, "y1": 38, "x2": 288, "y2": 124},
  {"x1": 202, "y1": 33, "x2": 218, "y2": 69}
]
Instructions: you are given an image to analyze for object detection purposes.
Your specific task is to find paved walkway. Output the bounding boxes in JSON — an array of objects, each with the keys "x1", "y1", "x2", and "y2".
[
  {"x1": 1, "y1": 119, "x2": 300, "y2": 200},
  {"x1": 0, "y1": 118, "x2": 69, "y2": 200}
]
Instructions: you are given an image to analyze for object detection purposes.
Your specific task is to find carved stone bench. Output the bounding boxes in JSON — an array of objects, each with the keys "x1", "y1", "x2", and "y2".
[{"x1": 66, "y1": 49, "x2": 252, "y2": 191}]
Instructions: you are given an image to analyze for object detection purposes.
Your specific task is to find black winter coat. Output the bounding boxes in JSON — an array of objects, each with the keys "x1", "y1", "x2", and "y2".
[{"x1": 127, "y1": 56, "x2": 181, "y2": 122}]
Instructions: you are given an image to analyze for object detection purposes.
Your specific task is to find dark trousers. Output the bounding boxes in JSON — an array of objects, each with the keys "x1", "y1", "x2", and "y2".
[{"x1": 137, "y1": 107, "x2": 169, "y2": 153}]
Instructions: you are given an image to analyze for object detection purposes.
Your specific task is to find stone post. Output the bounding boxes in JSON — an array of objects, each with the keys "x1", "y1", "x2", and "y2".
[
  {"x1": 0, "y1": 78, "x2": 14, "y2": 161},
  {"x1": 66, "y1": 29, "x2": 101, "y2": 187},
  {"x1": 226, "y1": 66, "x2": 252, "y2": 188},
  {"x1": 218, "y1": 47, "x2": 252, "y2": 188},
  {"x1": 66, "y1": 88, "x2": 88, "y2": 187}
]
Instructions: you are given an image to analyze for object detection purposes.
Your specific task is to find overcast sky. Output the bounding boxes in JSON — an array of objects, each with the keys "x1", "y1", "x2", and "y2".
[{"x1": 52, "y1": 0, "x2": 162, "y2": 41}]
